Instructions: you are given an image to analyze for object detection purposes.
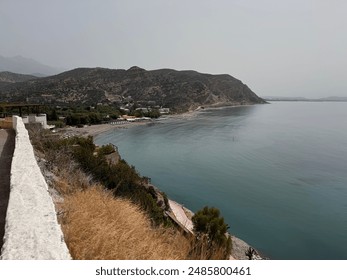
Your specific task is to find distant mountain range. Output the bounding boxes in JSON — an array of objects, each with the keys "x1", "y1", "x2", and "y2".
[
  {"x1": 0, "y1": 67, "x2": 265, "y2": 112},
  {"x1": 262, "y1": 96, "x2": 347, "y2": 102},
  {"x1": 0, "y1": 55, "x2": 64, "y2": 76}
]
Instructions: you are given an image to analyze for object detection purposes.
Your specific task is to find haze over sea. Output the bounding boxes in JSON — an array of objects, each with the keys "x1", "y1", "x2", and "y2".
[{"x1": 95, "y1": 102, "x2": 347, "y2": 260}]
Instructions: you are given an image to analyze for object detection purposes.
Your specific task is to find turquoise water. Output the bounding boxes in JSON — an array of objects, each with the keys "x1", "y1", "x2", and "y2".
[{"x1": 95, "y1": 102, "x2": 347, "y2": 260}]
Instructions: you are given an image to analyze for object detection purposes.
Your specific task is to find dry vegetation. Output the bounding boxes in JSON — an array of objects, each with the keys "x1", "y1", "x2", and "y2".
[
  {"x1": 61, "y1": 186, "x2": 191, "y2": 259},
  {"x1": 48, "y1": 149, "x2": 191, "y2": 259},
  {"x1": 29, "y1": 128, "x2": 228, "y2": 260}
]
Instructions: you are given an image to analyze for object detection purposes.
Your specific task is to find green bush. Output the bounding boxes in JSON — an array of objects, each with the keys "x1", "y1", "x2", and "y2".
[
  {"x1": 192, "y1": 206, "x2": 232, "y2": 258},
  {"x1": 98, "y1": 144, "x2": 115, "y2": 156},
  {"x1": 70, "y1": 138, "x2": 170, "y2": 226},
  {"x1": 37, "y1": 133, "x2": 171, "y2": 227},
  {"x1": 65, "y1": 112, "x2": 102, "y2": 126}
]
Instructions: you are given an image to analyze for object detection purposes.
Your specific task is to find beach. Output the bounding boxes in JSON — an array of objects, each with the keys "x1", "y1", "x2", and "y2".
[
  {"x1": 56, "y1": 112, "x2": 198, "y2": 138},
  {"x1": 57, "y1": 121, "x2": 151, "y2": 138},
  {"x1": 57, "y1": 105, "x2": 251, "y2": 138}
]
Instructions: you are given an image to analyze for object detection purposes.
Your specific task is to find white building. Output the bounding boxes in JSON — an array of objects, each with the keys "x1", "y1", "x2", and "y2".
[
  {"x1": 159, "y1": 108, "x2": 170, "y2": 114},
  {"x1": 22, "y1": 114, "x2": 50, "y2": 129}
]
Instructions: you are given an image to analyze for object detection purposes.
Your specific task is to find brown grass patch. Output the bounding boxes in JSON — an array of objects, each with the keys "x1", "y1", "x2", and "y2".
[
  {"x1": 29, "y1": 129, "x2": 230, "y2": 260},
  {"x1": 61, "y1": 186, "x2": 191, "y2": 259}
]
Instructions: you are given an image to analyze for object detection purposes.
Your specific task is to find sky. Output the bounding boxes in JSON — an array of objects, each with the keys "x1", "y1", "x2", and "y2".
[{"x1": 1, "y1": 0, "x2": 346, "y2": 98}]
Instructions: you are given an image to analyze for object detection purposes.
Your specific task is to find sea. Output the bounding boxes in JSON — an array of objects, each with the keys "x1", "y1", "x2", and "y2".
[{"x1": 94, "y1": 102, "x2": 347, "y2": 260}]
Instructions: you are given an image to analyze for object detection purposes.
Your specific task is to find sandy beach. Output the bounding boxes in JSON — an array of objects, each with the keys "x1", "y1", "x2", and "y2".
[
  {"x1": 57, "y1": 112, "x2": 200, "y2": 138},
  {"x1": 57, "y1": 104, "x2": 254, "y2": 138},
  {"x1": 57, "y1": 121, "x2": 151, "y2": 138}
]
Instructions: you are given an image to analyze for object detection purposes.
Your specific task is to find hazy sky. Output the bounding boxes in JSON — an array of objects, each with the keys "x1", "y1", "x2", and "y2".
[{"x1": 1, "y1": 0, "x2": 346, "y2": 97}]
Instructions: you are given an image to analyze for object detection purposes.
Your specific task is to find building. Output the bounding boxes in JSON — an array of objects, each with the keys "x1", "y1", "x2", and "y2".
[
  {"x1": 0, "y1": 114, "x2": 51, "y2": 129},
  {"x1": 22, "y1": 114, "x2": 51, "y2": 129},
  {"x1": 159, "y1": 108, "x2": 170, "y2": 114}
]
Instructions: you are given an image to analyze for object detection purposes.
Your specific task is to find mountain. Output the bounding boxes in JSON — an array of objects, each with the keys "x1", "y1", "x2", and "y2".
[
  {"x1": 0, "y1": 55, "x2": 64, "y2": 76},
  {"x1": 318, "y1": 96, "x2": 347, "y2": 102},
  {"x1": 0, "y1": 71, "x2": 38, "y2": 84},
  {"x1": 262, "y1": 96, "x2": 347, "y2": 102},
  {"x1": 0, "y1": 66, "x2": 265, "y2": 112},
  {"x1": 262, "y1": 96, "x2": 309, "y2": 101}
]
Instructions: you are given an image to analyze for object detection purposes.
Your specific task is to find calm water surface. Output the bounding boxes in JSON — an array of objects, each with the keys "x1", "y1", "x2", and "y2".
[{"x1": 95, "y1": 102, "x2": 347, "y2": 259}]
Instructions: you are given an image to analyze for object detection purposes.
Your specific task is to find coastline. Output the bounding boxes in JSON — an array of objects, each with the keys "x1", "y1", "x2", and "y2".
[
  {"x1": 59, "y1": 104, "x2": 265, "y2": 259},
  {"x1": 168, "y1": 198, "x2": 263, "y2": 260},
  {"x1": 57, "y1": 103, "x2": 263, "y2": 139},
  {"x1": 56, "y1": 121, "x2": 150, "y2": 138}
]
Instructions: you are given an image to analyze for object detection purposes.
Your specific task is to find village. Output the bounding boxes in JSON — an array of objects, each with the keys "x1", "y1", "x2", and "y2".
[{"x1": 0, "y1": 102, "x2": 171, "y2": 131}]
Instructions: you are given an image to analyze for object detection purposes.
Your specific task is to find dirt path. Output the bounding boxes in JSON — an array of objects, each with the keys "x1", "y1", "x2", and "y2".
[{"x1": 0, "y1": 129, "x2": 15, "y2": 250}]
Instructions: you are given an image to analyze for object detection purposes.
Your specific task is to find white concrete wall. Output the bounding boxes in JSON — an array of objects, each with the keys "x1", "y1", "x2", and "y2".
[
  {"x1": 35, "y1": 114, "x2": 48, "y2": 129},
  {"x1": 1, "y1": 116, "x2": 71, "y2": 260},
  {"x1": 28, "y1": 114, "x2": 36, "y2": 124},
  {"x1": 12, "y1": 115, "x2": 18, "y2": 131},
  {"x1": 25, "y1": 114, "x2": 48, "y2": 129},
  {"x1": 22, "y1": 116, "x2": 29, "y2": 124}
]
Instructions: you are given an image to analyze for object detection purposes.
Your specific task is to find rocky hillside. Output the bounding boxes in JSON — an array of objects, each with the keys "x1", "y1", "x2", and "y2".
[
  {"x1": 0, "y1": 67, "x2": 265, "y2": 112},
  {"x1": 0, "y1": 71, "x2": 38, "y2": 88}
]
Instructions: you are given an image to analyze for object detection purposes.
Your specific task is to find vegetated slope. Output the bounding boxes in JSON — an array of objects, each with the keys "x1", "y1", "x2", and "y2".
[
  {"x1": 29, "y1": 128, "x2": 229, "y2": 260},
  {"x1": 0, "y1": 71, "x2": 38, "y2": 88},
  {"x1": 30, "y1": 129, "x2": 187, "y2": 259},
  {"x1": 0, "y1": 66, "x2": 265, "y2": 112},
  {"x1": 62, "y1": 186, "x2": 190, "y2": 259}
]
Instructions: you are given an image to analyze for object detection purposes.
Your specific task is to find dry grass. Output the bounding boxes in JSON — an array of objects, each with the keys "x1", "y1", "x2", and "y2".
[
  {"x1": 29, "y1": 129, "x2": 229, "y2": 260},
  {"x1": 61, "y1": 186, "x2": 191, "y2": 259},
  {"x1": 50, "y1": 155, "x2": 227, "y2": 259},
  {"x1": 30, "y1": 131, "x2": 192, "y2": 259}
]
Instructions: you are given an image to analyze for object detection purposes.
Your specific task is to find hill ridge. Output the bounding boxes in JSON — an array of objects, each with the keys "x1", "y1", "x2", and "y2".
[{"x1": 0, "y1": 66, "x2": 265, "y2": 112}]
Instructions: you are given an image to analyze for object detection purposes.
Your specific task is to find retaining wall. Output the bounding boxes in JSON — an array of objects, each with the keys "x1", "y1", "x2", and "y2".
[{"x1": 1, "y1": 116, "x2": 71, "y2": 259}]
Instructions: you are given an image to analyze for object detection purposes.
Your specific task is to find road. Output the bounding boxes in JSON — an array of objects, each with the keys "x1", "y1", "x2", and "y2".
[{"x1": 0, "y1": 129, "x2": 15, "y2": 250}]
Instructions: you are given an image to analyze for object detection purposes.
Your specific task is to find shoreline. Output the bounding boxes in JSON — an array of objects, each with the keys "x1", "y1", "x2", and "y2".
[
  {"x1": 167, "y1": 198, "x2": 264, "y2": 260},
  {"x1": 56, "y1": 121, "x2": 151, "y2": 138},
  {"x1": 59, "y1": 103, "x2": 262, "y2": 138},
  {"x1": 58, "y1": 104, "x2": 266, "y2": 259}
]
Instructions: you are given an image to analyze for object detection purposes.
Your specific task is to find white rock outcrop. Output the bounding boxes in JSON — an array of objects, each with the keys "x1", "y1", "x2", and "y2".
[{"x1": 1, "y1": 116, "x2": 71, "y2": 259}]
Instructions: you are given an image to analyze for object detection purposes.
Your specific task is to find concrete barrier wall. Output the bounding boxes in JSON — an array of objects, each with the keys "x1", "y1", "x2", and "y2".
[{"x1": 1, "y1": 116, "x2": 71, "y2": 260}]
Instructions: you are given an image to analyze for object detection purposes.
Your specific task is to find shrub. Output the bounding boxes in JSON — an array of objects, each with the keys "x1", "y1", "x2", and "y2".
[
  {"x1": 192, "y1": 206, "x2": 232, "y2": 259},
  {"x1": 97, "y1": 144, "x2": 115, "y2": 156},
  {"x1": 70, "y1": 137, "x2": 170, "y2": 226}
]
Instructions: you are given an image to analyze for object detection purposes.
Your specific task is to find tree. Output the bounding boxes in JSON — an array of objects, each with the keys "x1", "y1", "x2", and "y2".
[
  {"x1": 47, "y1": 109, "x2": 58, "y2": 121},
  {"x1": 192, "y1": 206, "x2": 232, "y2": 259}
]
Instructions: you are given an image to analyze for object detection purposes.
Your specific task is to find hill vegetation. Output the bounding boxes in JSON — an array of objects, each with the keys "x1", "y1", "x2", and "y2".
[
  {"x1": 0, "y1": 71, "x2": 38, "y2": 88},
  {"x1": 0, "y1": 67, "x2": 265, "y2": 112}
]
